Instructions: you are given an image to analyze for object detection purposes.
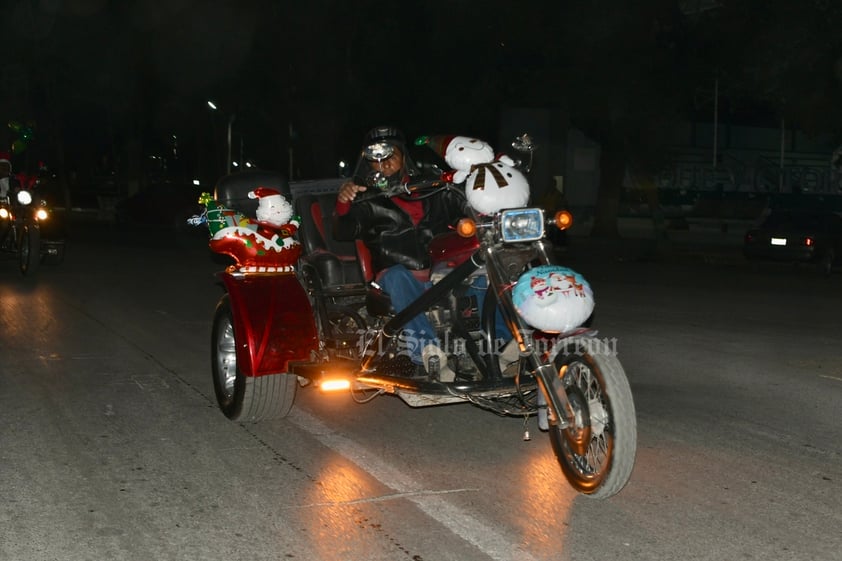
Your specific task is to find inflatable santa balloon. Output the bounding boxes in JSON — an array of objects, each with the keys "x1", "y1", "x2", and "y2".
[{"x1": 195, "y1": 188, "x2": 302, "y2": 273}]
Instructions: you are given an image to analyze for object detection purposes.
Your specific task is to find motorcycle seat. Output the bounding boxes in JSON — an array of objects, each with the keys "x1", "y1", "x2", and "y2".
[{"x1": 295, "y1": 193, "x2": 364, "y2": 289}]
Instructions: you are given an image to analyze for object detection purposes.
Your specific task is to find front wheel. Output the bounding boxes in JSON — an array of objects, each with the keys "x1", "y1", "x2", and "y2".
[
  {"x1": 211, "y1": 294, "x2": 297, "y2": 422},
  {"x1": 19, "y1": 223, "x2": 41, "y2": 275},
  {"x1": 545, "y1": 337, "x2": 636, "y2": 499}
]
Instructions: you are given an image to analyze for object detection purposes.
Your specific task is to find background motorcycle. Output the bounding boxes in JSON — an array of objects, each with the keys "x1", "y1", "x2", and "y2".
[
  {"x1": 201, "y1": 138, "x2": 637, "y2": 499},
  {"x1": 0, "y1": 164, "x2": 66, "y2": 275}
]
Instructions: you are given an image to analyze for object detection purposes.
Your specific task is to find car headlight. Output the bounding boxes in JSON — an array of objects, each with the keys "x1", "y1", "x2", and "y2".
[
  {"x1": 0, "y1": 207, "x2": 9, "y2": 219},
  {"x1": 499, "y1": 208, "x2": 545, "y2": 243},
  {"x1": 35, "y1": 208, "x2": 49, "y2": 221},
  {"x1": 17, "y1": 189, "x2": 32, "y2": 205}
]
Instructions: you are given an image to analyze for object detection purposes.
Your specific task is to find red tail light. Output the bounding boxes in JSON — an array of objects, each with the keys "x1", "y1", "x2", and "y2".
[{"x1": 804, "y1": 237, "x2": 815, "y2": 247}]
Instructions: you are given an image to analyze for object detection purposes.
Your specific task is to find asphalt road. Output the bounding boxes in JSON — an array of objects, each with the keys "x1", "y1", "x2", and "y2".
[{"x1": 1, "y1": 223, "x2": 841, "y2": 561}]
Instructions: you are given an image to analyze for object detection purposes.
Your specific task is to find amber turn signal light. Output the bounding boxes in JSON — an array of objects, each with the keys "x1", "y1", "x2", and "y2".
[
  {"x1": 553, "y1": 210, "x2": 573, "y2": 230},
  {"x1": 320, "y1": 379, "x2": 351, "y2": 392},
  {"x1": 456, "y1": 218, "x2": 477, "y2": 238}
]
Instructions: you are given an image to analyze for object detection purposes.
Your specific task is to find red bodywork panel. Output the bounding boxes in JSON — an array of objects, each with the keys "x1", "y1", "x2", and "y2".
[
  {"x1": 219, "y1": 271, "x2": 318, "y2": 377},
  {"x1": 429, "y1": 232, "x2": 480, "y2": 269}
]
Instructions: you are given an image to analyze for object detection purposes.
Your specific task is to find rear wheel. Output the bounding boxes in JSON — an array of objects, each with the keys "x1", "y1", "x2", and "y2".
[
  {"x1": 211, "y1": 294, "x2": 297, "y2": 422},
  {"x1": 19, "y1": 223, "x2": 41, "y2": 275},
  {"x1": 545, "y1": 337, "x2": 636, "y2": 499}
]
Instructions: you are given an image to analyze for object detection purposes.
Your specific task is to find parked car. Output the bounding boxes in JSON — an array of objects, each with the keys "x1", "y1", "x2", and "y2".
[{"x1": 743, "y1": 209, "x2": 842, "y2": 274}]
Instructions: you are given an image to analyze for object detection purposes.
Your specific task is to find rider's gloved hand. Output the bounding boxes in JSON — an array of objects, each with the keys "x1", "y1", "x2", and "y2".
[
  {"x1": 336, "y1": 181, "x2": 369, "y2": 216},
  {"x1": 337, "y1": 181, "x2": 366, "y2": 204}
]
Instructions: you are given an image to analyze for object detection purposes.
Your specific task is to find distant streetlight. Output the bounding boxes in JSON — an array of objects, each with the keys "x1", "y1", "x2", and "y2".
[{"x1": 206, "y1": 100, "x2": 235, "y2": 175}]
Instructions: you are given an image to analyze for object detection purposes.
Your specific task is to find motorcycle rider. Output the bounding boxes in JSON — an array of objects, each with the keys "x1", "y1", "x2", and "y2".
[
  {"x1": 333, "y1": 126, "x2": 468, "y2": 379},
  {"x1": 0, "y1": 152, "x2": 13, "y2": 199}
]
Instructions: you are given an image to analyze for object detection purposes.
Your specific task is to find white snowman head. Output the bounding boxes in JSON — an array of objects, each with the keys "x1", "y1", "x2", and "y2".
[
  {"x1": 421, "y1": 135, "x2": 495, "y2": 183},
  {"x1": 442, "y1": 136, "x2": 495, "y2": 172},
  {"x1": 249, "y1": 187, "x2": 294, "y2": 226}
]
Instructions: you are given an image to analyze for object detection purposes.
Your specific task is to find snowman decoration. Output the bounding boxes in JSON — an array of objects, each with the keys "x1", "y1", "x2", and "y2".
[
  {"x1": 512, "y1": 265, "x2": 595, "y2": 333},
  {"x1": 530, "y1": 275, "x2": 557, "y2": 307},
  {"x1": 419, "y1": 135, "x2": 530, "y2": 215}
]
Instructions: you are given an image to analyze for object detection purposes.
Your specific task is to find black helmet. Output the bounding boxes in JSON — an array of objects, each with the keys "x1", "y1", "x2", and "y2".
[
  {"x1": 352, "y1": 124, "x2": 419, "y2": 188},
  {"x1": 365, "y1": 125, "x2": 406, "y2": 147},
  {"x1": 362, "y1": 125, "x2": 408, "y2": 162}
]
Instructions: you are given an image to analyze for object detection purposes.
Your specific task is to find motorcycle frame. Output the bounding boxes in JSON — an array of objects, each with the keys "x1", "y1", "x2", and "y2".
[
  {"x1": 350, "y1": 233, "x2": 576, "y2": 427},
  {"x1": 214, "y1": 191, "x2": 576, "y2": 426}
]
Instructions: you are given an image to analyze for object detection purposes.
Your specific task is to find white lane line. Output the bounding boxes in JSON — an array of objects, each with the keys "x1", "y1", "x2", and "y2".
[
  {"x1": 288, "y1": 408, "x2": 538, "y2": 561},
  {"x1": 819, "y1": 375, "x2": 842, "y2": 382},
  {"x1": 293, "y1": 488, "x2": 481, "y2": 509}
]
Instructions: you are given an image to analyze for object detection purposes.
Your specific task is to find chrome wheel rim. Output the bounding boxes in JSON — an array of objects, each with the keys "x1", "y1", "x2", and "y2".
[
  {"x1": 215, "y1": 317, "x2": 238, "y2": 401},
  {"x1": 561, "y1": 361, "x2": 613, "y2": 477}
]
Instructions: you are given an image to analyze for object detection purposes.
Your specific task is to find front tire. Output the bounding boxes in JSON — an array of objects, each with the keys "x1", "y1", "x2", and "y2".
[
  {"x1": 19, "y1": 223, "x2": 41, "y2": 275},
  {"x1": 546, "y1": 337, "x2": 636, "y2": 499},
  {"x1": 211, "y1": 294, "x2": 297, "y2": 422}
]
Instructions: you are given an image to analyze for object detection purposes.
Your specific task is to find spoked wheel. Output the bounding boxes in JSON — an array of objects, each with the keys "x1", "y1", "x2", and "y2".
[
  {"x1": 211, "y1": 294, "x2": 297, "y2": 422},
  {"x1": 545, "y1": 337, "x2": 636, "y2": 499},
  {"x1": 19, "y1": 223, "x2": 41, "y2": 276}
]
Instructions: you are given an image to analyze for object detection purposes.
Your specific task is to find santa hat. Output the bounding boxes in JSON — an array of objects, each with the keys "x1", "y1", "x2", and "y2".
[
  {"x1": 0, "y1": 152, "x2": 11, "y2": 165},
  {"x1": 418, "y1": 135, "x2": 455, "y2": 159},
  {"x1": 248, "y1": 187, "x2": 282, "y2": 202}
]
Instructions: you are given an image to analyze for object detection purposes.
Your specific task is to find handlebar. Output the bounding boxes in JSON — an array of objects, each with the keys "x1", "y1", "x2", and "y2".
[{"x1": 352, "y1": 176, "x2": 457, "y2": 203}]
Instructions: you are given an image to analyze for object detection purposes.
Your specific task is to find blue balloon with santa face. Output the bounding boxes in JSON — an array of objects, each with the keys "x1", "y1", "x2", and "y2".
[{"x1": 512, "y1": 265, "x2": 595, "y2": 333}]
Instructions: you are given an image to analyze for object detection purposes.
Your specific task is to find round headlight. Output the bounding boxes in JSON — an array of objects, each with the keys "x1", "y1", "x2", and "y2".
[
  {"x1": 17, "y1": 189, "x2": 33, "y2": 205},
  {"x1": 35, "y1": 208, "x2": 49, "y2": 221}
]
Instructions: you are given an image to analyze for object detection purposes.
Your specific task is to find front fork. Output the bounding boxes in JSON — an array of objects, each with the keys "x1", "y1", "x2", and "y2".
[{"x1": 483, "y1": 240, "x2": 575, "y2": 431}]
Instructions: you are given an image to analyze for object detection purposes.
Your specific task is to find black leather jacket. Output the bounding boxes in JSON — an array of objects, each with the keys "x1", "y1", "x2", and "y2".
[{"x1": 333, "y1": 189, "x2": 467, "y2": 272}]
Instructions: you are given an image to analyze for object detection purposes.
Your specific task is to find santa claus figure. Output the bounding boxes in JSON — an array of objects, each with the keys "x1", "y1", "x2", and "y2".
[
  {"x1": 198, "y1": 187, "x2": 302, "y2": 272},
  {"x1": 249, "y1": 186, "x2": 300, "y2": 240}
]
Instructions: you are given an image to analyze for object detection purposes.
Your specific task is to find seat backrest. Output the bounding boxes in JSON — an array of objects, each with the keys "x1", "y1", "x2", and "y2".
[
  {"x1": 294, "y1": 193, "x2": 357, "y2": 258},
  {"x1": 213, "y1": 170, "x2": 290, "y2": 217}
]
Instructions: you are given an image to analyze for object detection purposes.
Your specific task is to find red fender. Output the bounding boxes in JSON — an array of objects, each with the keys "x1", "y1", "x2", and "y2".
[{"x1": 219, "y1": 271, "x2": 318, "y2": 377}]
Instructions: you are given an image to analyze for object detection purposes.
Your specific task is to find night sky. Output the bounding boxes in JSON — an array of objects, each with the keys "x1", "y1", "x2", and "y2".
[{"x1": 2, "y1": 0, "x2": 842, "y2": 199}]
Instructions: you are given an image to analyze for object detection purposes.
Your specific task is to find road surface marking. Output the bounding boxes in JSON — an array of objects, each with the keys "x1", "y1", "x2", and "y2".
[{"x1": 289, "y1": 408, "x2": 539, "y2": 561}]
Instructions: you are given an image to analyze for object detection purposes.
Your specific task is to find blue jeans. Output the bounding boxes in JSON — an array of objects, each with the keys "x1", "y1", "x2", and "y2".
[
  {"x1": 378, "y1": 265, "x2": 511, "y2": 364},
  {"x1": 378, "y1": 265, "x2": 435, "y2": 364},
  {"x1": 467, "y1": 274, "x2": 512, "y2": 345}
]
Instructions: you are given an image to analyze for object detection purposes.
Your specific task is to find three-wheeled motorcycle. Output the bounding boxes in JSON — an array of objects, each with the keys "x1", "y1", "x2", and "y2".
[{"x1": 194, "y1": 136, "x2": 637, "y2": 499}]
